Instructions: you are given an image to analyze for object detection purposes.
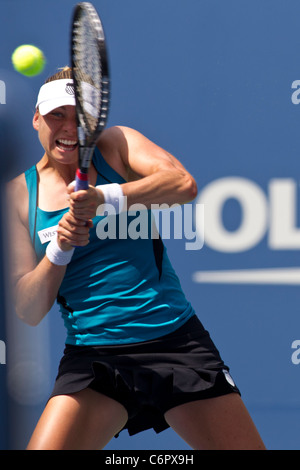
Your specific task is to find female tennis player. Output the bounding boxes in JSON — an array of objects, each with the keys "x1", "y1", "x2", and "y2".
[{"x1": 8, "y1": 67, "x2": 265, "y2": 450}]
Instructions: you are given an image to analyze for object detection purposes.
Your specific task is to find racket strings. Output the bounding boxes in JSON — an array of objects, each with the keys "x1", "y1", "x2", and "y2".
[{"x1": 72, "y1": 11, "x2": 103, "y2": 137}]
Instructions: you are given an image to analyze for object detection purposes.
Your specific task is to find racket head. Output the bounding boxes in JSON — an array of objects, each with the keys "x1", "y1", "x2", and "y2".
[{"x1": 71, "y1": 2, "x2": 110, "y2": 174}]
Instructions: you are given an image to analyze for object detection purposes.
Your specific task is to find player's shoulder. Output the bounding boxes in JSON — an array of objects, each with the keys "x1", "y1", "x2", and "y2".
[
  {"x1": 99, "y1": 125, "x2": 143, "y2": 143},
  {"x1": 6, "y1": 172, "x2": 29, "y2": 220},
  {"x1": 98, "y1": 126, "x2": 148, "y2": 155},
  {"x1": 97, "y1": 126, "x2": 128, "y2": 153},
  {"x1": 7, "y1": 172, "x2": 27, "y2": 197}
]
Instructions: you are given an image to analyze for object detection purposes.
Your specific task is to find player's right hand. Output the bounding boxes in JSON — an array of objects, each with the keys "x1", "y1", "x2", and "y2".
[{"x1": 56, "y1": 211, "x2": 93, "y2": 250}]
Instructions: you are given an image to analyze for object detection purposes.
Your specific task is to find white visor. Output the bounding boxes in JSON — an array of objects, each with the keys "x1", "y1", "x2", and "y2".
[{"x1": 36, "y1": 79, "x2": 76, "y2": 115}]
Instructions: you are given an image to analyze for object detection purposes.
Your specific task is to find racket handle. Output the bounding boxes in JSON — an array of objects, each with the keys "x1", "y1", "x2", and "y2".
[{"x1": 75, "y1": 169, "x2": 89, "y2": 191}]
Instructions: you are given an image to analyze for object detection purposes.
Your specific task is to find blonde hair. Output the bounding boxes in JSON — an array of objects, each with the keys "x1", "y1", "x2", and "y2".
[
  {"x1": 44, "y1": 66, "x2": 94, "y2": 86},
  {"x1": 45, "y1": 66, "x2": 73, "y2": 83}
]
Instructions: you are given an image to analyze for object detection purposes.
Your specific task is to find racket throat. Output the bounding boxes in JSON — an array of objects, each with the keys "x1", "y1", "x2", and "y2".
[
  {"x1": 78, "y1": 145, "x2": 95, "y2": 170},
  {"x1": 76, "y1": 167, "x2": 89, "y2": 181},
  {"x1": 75, "y1": 145, "x2": 94, "y2": 191}
]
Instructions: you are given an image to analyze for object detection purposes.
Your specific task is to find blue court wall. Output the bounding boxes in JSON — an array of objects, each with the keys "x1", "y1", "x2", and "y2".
[{"x1": 1, "y1": 0, "x2": 300, "y2": 450}]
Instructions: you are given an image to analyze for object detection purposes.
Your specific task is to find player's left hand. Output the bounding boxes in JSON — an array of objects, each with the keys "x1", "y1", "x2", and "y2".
[{"x1": 67, "y1": 181, "x2": 104, "y2": 221}]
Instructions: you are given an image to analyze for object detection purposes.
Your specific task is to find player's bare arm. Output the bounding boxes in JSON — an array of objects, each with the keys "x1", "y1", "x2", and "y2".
[
  {"x1": 7, "y1": 175, "x2": 89, "y2": 326},
  {"x1": 97, "y1": 126, "x2": 198, "y2": 208}
]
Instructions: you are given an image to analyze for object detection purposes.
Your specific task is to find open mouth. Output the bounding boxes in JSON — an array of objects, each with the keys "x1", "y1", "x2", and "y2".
[{"x1": 56, "y1": 139, "x2": 78, "y2": 152}]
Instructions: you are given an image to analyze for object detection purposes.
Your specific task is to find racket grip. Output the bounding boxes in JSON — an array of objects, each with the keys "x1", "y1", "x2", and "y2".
[{"x1": 75, "y1": 169, "x2": 89, "y2": 191}]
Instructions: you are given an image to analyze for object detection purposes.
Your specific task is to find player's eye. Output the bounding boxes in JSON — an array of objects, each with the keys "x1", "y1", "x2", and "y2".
[{"x1": 51, "y1": 111, "x2": 64, "y2": 118}]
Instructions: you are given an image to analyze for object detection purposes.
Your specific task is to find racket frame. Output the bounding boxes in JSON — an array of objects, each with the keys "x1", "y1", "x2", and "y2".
[{"x1": 70, "y1": 2, "x2": 110, "y2": 190}]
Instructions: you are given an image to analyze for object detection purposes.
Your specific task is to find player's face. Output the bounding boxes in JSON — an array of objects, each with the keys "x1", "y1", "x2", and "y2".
[{"x1": 33, "y1": 105, "x2": 79, "y2": 164}]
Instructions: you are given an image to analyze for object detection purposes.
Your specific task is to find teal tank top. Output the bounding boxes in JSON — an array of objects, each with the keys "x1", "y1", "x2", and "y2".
[{"x1": 25, "y1": 148, "x2": 195, "y2": 345}]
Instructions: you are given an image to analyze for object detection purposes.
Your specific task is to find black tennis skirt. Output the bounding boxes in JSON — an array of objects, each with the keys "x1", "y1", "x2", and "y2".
[{"x1": 50, "y1": 315, "x2": 240, "y2": 436}]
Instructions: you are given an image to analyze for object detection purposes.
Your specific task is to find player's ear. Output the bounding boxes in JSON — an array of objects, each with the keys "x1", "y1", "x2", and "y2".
[{"x1": 32, "y1": 109, "x2": 40, "y2": 131}]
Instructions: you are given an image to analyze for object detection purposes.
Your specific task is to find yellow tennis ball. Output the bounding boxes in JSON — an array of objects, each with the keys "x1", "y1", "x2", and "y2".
[{"x1": 12, "y1": 45, "x2": 46, "y2": 77}]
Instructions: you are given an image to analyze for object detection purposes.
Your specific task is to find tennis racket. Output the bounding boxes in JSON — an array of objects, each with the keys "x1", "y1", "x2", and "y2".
[{"x1": 70, "y1": 2, "x2": 110, "y2": 191}]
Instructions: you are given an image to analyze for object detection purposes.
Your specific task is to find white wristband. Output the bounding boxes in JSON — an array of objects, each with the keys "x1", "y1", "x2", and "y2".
[
  {"x1": 96, "y1": 183, "x2": 125, "y2": 215},
  {"x1": 46, "y1": 236, "x2": 75, "y2": 266}
]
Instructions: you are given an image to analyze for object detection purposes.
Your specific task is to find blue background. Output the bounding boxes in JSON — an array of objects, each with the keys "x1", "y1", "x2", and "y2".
[{"x1": 1, "y1": 0, "x2": 300, "y2": 450}]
